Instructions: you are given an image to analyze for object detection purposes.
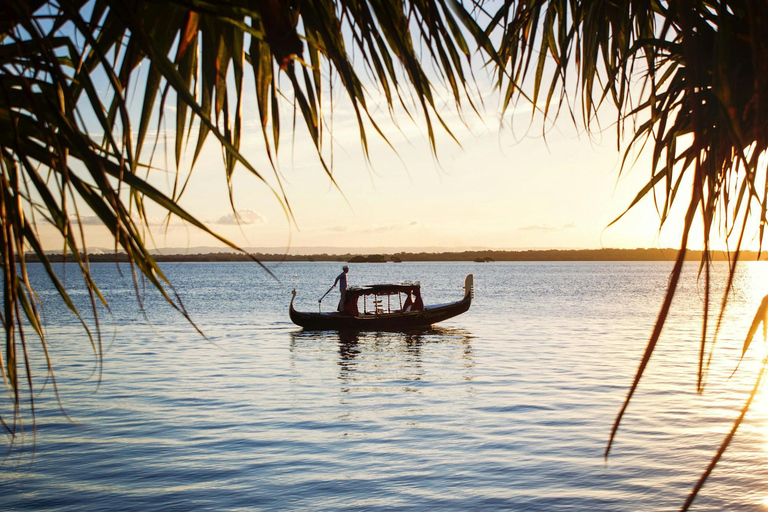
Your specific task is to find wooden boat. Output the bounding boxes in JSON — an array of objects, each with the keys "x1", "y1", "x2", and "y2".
[{"x1": 290, "y1": 274, "x2": 473, "y2": 331}]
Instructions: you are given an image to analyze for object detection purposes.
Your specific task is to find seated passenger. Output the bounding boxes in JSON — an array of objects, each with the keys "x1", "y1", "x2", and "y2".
[
  {"x1": 412, "y1": 291, "x2": 424, "y2": 311},
  {"x1": 402, "y1": 292, "x2": 413, "y2": 312}
]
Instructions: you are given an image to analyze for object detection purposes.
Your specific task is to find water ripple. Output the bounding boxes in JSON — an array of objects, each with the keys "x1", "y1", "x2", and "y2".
[{"x1": 3, "y1": 261, "x2": 768, "y2": 510}]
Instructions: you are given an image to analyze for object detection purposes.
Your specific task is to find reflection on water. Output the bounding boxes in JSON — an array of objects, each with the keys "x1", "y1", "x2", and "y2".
[
  {"x1": 290, "y1": 327, "x2": 475, "y2": 393},
  {"x1": 5, "y1": 261, "x2": 768, "y2": 510}
]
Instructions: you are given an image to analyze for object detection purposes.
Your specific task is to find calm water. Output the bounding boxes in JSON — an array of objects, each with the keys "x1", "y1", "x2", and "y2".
[{"x1": 3, "y1": 261, "x2": 768, "y2": 511}]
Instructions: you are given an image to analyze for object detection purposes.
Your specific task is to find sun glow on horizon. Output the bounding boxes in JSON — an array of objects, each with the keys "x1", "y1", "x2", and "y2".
[{"x1": 32, "y1": 51, "x2": 768, "y2": 256}]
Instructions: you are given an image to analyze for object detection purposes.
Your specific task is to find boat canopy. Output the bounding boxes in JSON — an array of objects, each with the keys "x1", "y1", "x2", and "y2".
[
  {"x1": 346, "y1": 283, "x2": 419, "y2": 295},
  {"x1": 342, "y1": 283, "x2": 422, "y2": 316}
]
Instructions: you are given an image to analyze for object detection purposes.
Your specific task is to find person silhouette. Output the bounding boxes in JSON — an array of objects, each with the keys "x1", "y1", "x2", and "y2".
[
  {"x1": 402, "y1": 291, "x2": 413, "y2": 312},
  {"x1": 333, "y1": 265, "x2": 349, "y2": 312}
]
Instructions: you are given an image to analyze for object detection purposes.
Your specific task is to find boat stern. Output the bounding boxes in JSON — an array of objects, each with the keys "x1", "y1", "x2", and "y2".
[{"x1": 464, "y1": 274, "x2": 474, "y2": 300}]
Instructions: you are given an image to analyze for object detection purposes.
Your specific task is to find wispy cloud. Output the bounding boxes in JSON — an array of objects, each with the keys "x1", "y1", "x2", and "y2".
[
  {"x1": 68, "y1": 214, "x2": 171, "y2": 226},
  {"x1": 69, "y1": 214, "x2": 102, "y2": 225},
  {"x1": 69, "y1": 210, "x2": 268, "y2": 228},
  {"x1": 363, "y1": 221, "x2": 418, "y2": 233},
  {"x1": 518, "y1": 223, "x2": 576, "y2": 232},
  {"x1": 320, "y1": 221, "x2": 417, "y2": 234},
  {"x1": 214, "y1": 209, "x2": 266, "y2": 225}
]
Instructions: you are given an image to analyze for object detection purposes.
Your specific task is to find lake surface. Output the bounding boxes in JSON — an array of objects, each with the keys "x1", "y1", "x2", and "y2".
[{"x1": 3, "y1": 261, "x2": 768, "y2": 511}]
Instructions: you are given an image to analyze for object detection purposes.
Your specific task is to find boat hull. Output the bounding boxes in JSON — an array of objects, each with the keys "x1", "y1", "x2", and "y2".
[{"x1": 290, "y1": 275, "x2": 472, "y2": 331}]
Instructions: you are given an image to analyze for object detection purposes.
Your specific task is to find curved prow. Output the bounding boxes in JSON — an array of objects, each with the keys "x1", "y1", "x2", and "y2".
[{"x1": 464, "y1": 274, "x2": 474, "y2": 300}]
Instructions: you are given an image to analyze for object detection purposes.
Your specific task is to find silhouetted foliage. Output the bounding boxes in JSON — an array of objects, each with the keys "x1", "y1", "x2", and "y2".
[{"x1": 3, "y1": 2, "x2": 768, "y2": 508}]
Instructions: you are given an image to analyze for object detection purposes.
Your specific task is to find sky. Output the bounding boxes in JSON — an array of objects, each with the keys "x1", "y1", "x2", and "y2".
[
  {"x1": 44, "y1": 78, "x2": 700, "y2": 255},
  {"x1": 33, "y1": 17, "x2": 764, "y2": 255}
]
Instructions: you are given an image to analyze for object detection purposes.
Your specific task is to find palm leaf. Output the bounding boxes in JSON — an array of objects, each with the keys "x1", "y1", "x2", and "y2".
[
  {"x1": 491, "y1": 1, "x2": 768, "y2": 508},
  {"x1": 0, "y1": 0, "x2": 499, "y2": 443}
]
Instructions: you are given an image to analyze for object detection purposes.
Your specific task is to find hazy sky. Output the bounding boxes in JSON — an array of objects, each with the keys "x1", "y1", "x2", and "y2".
[{"x1": 38, "y1": 46, "x2": 758, "y2": 254}]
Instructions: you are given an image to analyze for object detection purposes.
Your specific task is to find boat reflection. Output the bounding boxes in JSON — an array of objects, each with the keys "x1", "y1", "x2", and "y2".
[{"x1": 289, "y1": 326, "x2": 475, "y2": 392}]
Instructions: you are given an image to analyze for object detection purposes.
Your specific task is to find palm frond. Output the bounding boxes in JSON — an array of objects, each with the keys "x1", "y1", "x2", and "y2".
[
  {"x1": 0, "y1": 0, "x2": 496, "y2": 442},
  {"x1": 490, "y1": 1, "x2": 768, "y2": 508}
]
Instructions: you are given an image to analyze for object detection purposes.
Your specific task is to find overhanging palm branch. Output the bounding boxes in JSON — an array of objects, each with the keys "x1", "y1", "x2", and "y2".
[
  {"x1": 0, "y1": 0, "x2": 496, "y2": 442},
  {"x1": 489, "y1": 0, "x2": 768, "y2": 508},
  {"x1": 4, "y1": 0, "x2": 767, "y2": 508}
]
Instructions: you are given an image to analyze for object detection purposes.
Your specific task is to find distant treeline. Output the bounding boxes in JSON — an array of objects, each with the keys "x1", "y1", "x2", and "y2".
[{"x1": 27, "y1": 248, "x2": 768, "y2": 263}]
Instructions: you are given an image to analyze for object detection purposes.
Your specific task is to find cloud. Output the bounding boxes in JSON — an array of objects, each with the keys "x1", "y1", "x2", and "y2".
[
  {"x1": 214, "y1": 209, "x2": 266, "y2": 225},
  {"x1": 320, "y1": 222, "x2": 417, "y2": 234},
  {"x1": 69, "y1": 214, "x2": 102, "y2": 225},
  {"x1": 518, "y1": 223, "x2": 576, "y2": 232},
  {"x1": 363, "y1": 221, "x2": 418, "y2": 233},
  {"x1": 72, "y1": 210, "x2": 269, "y2": 228},
  {"x1": 68, "y1": 214, "x2": 171, "y2": 226}
]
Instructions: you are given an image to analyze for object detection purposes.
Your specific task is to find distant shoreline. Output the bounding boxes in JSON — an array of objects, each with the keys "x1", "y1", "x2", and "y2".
[{"x1": 27, "y1": 248, "x2": 768, "y2": 263}]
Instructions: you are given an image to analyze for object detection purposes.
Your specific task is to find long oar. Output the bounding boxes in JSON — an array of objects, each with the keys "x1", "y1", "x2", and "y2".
[{"x1": 318, "y1": 285, "x2": 335, "y2": 311}]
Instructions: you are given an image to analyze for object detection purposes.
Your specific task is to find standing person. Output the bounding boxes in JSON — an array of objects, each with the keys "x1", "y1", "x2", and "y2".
[{"x1": 333, "y1": 265, "x2": 349, "y2": 312}]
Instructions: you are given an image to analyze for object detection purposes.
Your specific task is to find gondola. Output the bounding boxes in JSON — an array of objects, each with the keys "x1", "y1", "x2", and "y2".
[{"x1": 289, "y1": 274, "x2": 473, "y2": 331}]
